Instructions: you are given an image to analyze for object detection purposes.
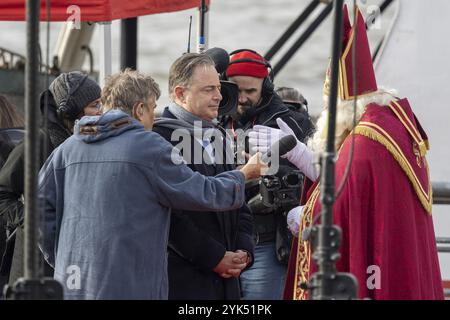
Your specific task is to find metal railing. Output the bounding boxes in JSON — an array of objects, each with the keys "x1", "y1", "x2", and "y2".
[
  {"x1": 433, "y1": 181, "x2": 450, "y2": 205},
  {"x1": 433, "y1": 182, "x2": 450, "y2": 298},
  {"x1": 437, "y1": 237, "x2": 450, "y2": 253},
  {"x1": 432, "y1": 182, "x2": 450, "y2": 254}
]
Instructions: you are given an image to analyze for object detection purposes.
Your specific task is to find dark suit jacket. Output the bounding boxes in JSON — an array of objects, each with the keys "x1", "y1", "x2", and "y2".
[{"x1": 152, "y1": 108, "x2": 254, "y2": 300}]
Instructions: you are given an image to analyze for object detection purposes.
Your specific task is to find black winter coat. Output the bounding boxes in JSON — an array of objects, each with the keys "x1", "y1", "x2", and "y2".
[
  {"x1": 0, "y1": 90, "x2": 70, "y2": 286},
  {"x1": 0, "y1": 135, "x2": 17, "y2": 291},
  {"x1": 152, "y1": 108, "x2": 255, "y2": 300}
]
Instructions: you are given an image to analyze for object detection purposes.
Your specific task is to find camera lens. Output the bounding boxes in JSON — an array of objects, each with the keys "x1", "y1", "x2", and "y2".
[{"x1": 282, "y1": 172, "x2": 302, "y2": 188}]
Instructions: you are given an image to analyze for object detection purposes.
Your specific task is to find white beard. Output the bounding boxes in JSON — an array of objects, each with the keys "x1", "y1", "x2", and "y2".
[{"x1": 307, "y1": 88, "x2": 398, "y2": 153}]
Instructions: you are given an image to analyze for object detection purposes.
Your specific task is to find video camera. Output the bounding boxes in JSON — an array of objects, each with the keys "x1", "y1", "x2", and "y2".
[
  {"x1": 204, "y1": 47, "x2": 239, "y2": 117},
  {"x1": 248, "y1": 170, "x2": 304, "y2": 214},
  {"x1": 247, "y1": 169, "x2": 303, "y2": 264}
]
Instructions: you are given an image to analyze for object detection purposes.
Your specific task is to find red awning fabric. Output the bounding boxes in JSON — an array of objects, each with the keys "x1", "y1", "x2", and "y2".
[{"x1": 0, "y1": 0, "x2": 210, "y2": 21}]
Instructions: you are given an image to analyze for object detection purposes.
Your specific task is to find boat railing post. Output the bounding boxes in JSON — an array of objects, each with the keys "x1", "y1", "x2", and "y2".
[{"x1": 99, "y1": 21, "x2": 112, "y2": 88}]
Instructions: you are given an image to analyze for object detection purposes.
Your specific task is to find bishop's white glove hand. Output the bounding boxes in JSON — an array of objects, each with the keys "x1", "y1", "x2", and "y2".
[
  {"x1": 287, "y1": 205, "x2": 303, "y2": 236},
  {"x1": 248, "y1": 124, "x2": 288, "y2": 154},
  {"x1": 248, "y1": 118, "x2": 318, "y2": 181}
]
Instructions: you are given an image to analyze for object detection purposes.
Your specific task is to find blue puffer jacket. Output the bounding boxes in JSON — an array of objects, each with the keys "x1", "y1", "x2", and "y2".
[{"x1": 38, "y1": 110, "x2": 245, "y2": 300}]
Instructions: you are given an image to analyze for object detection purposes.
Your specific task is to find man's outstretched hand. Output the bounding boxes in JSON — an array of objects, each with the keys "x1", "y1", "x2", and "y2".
[{"x1": 239, "y1": 152, "x2": 268, "y2": 180}]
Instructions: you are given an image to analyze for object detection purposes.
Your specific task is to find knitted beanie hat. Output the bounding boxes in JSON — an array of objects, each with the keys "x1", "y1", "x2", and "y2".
[{"x1": 49, "y1": 71, "x2": 101, "y2": 120}]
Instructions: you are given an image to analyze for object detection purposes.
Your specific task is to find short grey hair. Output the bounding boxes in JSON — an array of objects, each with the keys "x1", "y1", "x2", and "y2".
[
  {"x1": 276, "y1": 87, "x2": 303, "y2": 103},
  {"x1": 168, "y1": 53, "x2": 215, "y2": 100},
  {"x1": 101, "y1": 68, "x2": 161, "y2": 114}
]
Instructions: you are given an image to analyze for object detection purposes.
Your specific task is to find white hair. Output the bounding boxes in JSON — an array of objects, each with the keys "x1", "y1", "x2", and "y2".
[{"x1": 307, "y1": 88, "x2": 398, "y2": 153}]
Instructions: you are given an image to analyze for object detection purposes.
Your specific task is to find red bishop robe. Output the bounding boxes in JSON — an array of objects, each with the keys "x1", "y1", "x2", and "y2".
[{"x1": 284, "y1": 98, "x2": 444, "y2": 300}]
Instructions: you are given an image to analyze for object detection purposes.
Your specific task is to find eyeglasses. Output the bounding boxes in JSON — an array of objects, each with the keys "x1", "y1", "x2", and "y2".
[
  {"x1": 84, "y1": 101, "x2": 103, "y2": 115},
  {"x1": 94, "y1": 102, "x2": 103, "y2": 111}
]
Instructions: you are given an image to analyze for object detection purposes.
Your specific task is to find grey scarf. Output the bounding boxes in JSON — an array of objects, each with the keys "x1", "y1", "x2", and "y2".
[
  {"x1": 168, "y1": 102, "x2": 217, "y2": 129},
  {"x1": 154, "y1": 103, "x2": 234, "y2": 165}
]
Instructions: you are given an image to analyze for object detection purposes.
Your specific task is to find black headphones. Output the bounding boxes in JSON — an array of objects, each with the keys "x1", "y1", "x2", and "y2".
[
  {"x1": 56, "y1": 73, "x2": 89, "y2": 121},
  {"x1": 223, "y1": 49, "x2": 275, "y2": 97}
]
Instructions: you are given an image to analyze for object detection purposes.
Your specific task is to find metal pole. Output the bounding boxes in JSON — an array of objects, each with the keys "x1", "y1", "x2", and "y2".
[
  {"x1": 264, "y1": 0, "x2": 320, "y2": 61},
  {"x1": 436, "y1": 238, "x2": 450, "y2": 244},
  {"x1": 308, "y1": 0, "x2": 357, "y2": 300},
  {"x1": 24, "y1": 0, "x2": 41, "y2": 280},
  {"x1": 272, "y1": 2, "x2": 333, "y2": 77},
  {"x1": 99, "y1": 21, "x2": 112, "y2": 88},
  {"x1": 321, "y1": 0, "x2": 342, "y2": 216},
  {"x1": 4, "y1": 0, "x2": 64, "y2": 300},
  {"x1": 120, "y1": 17, "x2": 138, "y2": 70},
  {"x1": 197, "y1": 0, "x2": 208, "y2": 53},
  {"x1": 379, "y1": 0, "x2": 395, "y2": 12},
  {"x1": 432, "y1": 181, "x2": 450, "y2": 205}
]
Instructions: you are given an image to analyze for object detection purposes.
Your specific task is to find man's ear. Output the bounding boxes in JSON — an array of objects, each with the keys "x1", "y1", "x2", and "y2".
[
  {"x1": 132, "y1": 102, "x2": 144, "y2": 120},
  {"x1": 174, "y1": 86, "x2": 186, "y2": 104}
]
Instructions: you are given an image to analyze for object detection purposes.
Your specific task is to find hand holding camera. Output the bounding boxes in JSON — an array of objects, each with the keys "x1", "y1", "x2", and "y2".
[{"x1": 249, "y1": 118, "x2": 318, "y2": 181}]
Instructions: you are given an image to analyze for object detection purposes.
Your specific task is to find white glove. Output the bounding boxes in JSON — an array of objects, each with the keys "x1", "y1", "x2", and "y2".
[
  {"x1": 248, "y1": 118, "x2": 318, "y2": 181},
  {"x1": 248, "y1": 125, "x2": 287, "y2": 154},
  {"x1": 287, "y1": 205, "x2": 303, "y2": 236}
]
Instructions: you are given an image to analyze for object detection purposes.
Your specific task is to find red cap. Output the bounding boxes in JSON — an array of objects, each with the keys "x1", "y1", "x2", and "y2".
[
  {"x1": 323, "y1": 5, "x2": 378, "y2": 100},
  {"x1": 225, "y1": 50, "x2": 269, "y2": 79}
]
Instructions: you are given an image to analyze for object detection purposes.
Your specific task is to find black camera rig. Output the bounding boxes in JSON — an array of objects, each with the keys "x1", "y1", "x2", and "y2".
[{"x1": 248, "y1": 170, "x2": 304, "y2": 214}]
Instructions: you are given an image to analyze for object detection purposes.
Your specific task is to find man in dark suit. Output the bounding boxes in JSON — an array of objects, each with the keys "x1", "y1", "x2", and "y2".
[{"x1": 153, "y1": 53, "x2": 254, "y2": 299}]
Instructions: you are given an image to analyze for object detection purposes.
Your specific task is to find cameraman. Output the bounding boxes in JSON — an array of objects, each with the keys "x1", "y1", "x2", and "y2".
[
  {"x1": 275, "y1": 86, "x2": 309, "y2": 115},
  {"x1": 220, "y1": 49, "x2": 314, "y2": 299}
]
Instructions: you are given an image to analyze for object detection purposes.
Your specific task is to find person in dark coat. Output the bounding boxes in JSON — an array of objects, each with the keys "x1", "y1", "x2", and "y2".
[
  {"x1": 0, "y1": 95, "x2": 24, "y2": 292},
  {"x1": 219, "y1": 49, "x2": 315, "y2": 300},
  {"x1": 0, "y1": 95, "x2": 24, "y2": 168},
  {"x1": 153, "y1": 53, "x2": 254, "y2": 300},
  {"x1": 0, "y1": 72, "x2": 101, "y2": 289}
]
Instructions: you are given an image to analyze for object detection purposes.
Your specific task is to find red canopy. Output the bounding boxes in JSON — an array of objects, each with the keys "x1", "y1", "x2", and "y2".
[{"x1": 0, "y1": 0, "x2": 210, "y2": 21}]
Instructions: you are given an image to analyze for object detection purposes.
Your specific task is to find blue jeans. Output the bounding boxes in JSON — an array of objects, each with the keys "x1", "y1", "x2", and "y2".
[{"x1": 240, "y1": 242, "x2": 287, "y2": 300}]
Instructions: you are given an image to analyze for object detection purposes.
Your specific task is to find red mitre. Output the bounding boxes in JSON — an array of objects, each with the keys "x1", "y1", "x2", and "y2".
[{"x1": 323, "y1": 5, "x2": 378, "y2": 100}]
